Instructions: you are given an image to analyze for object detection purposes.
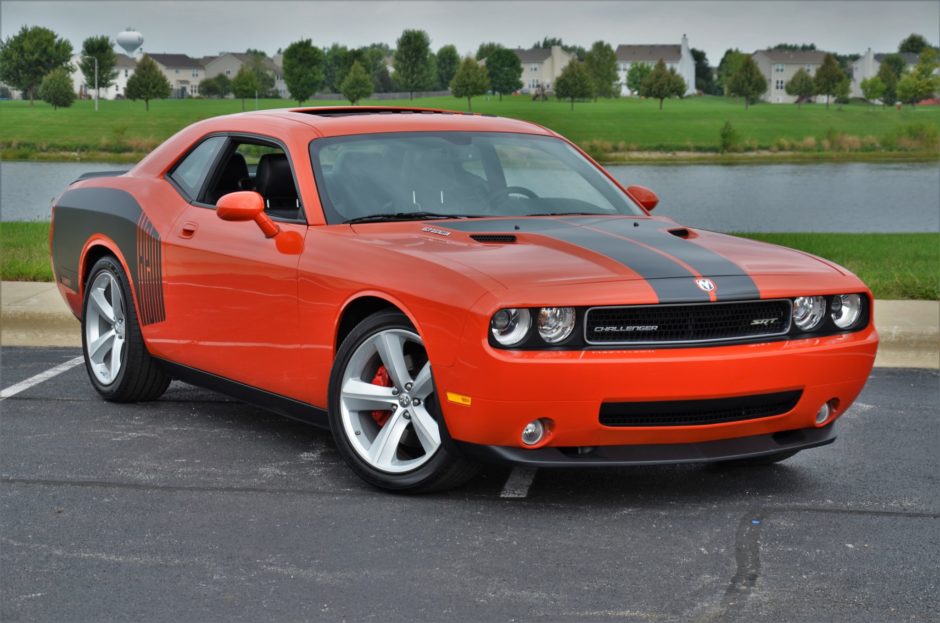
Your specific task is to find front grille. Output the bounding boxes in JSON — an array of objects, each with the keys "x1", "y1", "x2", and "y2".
[
  {"x1": 584, "y1": 300, "x2": 791, "y2": 345},
  {"x1": 600, "y1": 390, "x2": 803, "y2": 427}
]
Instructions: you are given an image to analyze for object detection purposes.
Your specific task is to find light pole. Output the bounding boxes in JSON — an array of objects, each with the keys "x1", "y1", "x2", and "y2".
[{"x1": 82, "y1": 55, "x2": 99, "y2": 111}]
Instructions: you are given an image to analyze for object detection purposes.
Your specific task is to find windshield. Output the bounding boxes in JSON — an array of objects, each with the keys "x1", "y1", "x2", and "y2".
[{"x1": 309, "y1": 132, "x2": 643, "y2": 224}]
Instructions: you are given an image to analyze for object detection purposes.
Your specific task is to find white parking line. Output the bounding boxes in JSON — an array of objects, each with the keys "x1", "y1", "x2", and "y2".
[
  {"x1": 0, "y1": 357, "x2": 84, "y2": 401},
  {"x1": 500, "y1": 467, "x2": 537, "y2": 498}
]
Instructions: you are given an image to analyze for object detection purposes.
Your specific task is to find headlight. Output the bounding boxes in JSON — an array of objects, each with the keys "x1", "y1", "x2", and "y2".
[
  {"x1": 491, "y1": 308, "x2": 531, "y2": 346},
  {"x1": 831, "y1": 294, "x2": 863, "y2": 329},
  {"x1": 537, "y1": 307, "x2": 576, "y2": 343},
  {"x1": 792, "y1": 296, "x2": 826, "y2": 331}
]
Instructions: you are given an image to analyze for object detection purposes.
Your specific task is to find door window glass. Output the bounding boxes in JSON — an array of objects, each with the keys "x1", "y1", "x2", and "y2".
[{"x1": 169, "y1": 136, "x2": 226, "y2": 198}]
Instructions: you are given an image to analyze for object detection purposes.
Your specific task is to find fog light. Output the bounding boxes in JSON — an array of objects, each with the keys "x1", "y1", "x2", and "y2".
[
  {"x1": 521, "y1": 419, "x2": 545, "y2": 445},
  {"x1": 815, "y1": 402, "x2": 831, "y2": 425}
]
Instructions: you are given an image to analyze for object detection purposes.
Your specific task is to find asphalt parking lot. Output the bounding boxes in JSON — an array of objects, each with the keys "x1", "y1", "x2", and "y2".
[{"x1": 1, "y1": 347, "x2": 938, "y2": 622}]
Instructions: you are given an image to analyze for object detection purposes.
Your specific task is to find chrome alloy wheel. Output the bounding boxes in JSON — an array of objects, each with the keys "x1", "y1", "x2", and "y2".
[
  {"x1": 339, "y1": 329, "x2": 441, "y2": 473},
  {"x1": 84, "y1": 271, "x2": 127, "y2": 385}
]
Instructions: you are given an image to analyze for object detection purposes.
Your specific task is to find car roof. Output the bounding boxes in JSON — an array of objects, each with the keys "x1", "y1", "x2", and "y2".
[{"x1": 240, "y1": 106, "x2": 556, "y2": 138}]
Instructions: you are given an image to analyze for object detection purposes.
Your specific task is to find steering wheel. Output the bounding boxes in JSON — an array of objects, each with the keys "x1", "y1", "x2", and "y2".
[{"x1": 487, "y1": 185, "x2": 539, "y2": 204}]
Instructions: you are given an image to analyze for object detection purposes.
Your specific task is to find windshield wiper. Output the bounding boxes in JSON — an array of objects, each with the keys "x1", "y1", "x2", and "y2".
[{"x1": 344, "y1": 211, "x2": 478, "y2": 224}]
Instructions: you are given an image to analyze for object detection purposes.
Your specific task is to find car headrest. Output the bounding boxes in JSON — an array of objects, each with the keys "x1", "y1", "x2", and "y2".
[
  {"x1": 255, "y1": 153, "x2": 296, "y2": 199},
  {"x1": 210, "y1": 152, "x2": 249, "y2": 202}
]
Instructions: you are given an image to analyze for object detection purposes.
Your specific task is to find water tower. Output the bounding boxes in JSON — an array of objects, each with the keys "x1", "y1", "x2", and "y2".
[{"x1": 116, "y1": 28, "x2": 143, "y2": 57}]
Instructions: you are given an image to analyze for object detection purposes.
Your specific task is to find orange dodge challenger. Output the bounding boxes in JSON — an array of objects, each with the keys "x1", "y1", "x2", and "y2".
[{"x1": 50, "y1": 107, "x2": 878, "y2": 492}]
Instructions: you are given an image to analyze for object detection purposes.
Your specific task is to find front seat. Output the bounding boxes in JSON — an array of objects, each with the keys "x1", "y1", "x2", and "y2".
[
  {"x1": 255, "y1": 153, "x2": 299, "y2": 218},
  {"x1": 207, "y1": 152, "x2": 249, "y2": 204}
]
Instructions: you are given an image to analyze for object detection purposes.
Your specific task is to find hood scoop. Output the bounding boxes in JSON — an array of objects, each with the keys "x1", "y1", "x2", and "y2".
[
  {"x1": 470, "y1": 234, "x2": 517, "y2": 244},
  {"x1": 667, "y1": 227, "x2": 692, "y2": 239}
]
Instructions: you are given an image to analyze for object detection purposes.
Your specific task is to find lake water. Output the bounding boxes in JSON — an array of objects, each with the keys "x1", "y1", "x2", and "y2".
[{"x1": 2, "y1": 160, "x2": 938, "y2": 232}]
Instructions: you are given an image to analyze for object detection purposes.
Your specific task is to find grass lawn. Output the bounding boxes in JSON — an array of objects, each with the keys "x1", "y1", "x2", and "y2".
[
  {"x1": 1, "y1": 96, "x2": 938, "y2": 161},
  {"x1": 3, "y1": 221, "x2": 936, "y2": 299}
]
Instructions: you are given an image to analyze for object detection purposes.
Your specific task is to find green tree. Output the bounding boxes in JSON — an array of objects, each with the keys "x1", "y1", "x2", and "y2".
[
  {"x1": 583, "y1": 41, "x2": 619, "y2": 99},
  {"x1": 533, "y1": 37, "x2": 585, "y2": 61},
  {"x1": 341, "y1": 61, "x2": 373, "y2": 105},
  {"x1": 785, "y1": 67, "x2": 815, "y2": 107},
  {"x1": 834, "y1": 76, "x2": 851, "y2": 104},
  {"x1": 716, "y1": 49, "x2": 748, "y2": 96},
  {"x1": 691, "y1": 48, "x2": 717, "y2": 94},
  {"x1": 727, "y1": 55, "x2": 767, "y2": 110},
  {"x1": 484, "y1": 47, "x2": 522, "y2": 100},
  {"x1": 813, "y1": 53, "x2": 845, "y2": 109},
  {"x1": 243, "y1": 50, "x2": 276, "y2": 97},
  {"x1": 231, "y1": 65, "x2": 260, "y2": 111},
  {"x1": 626, "y1": 63, "x2": 652, "y2": 94},
  {"x1": 771, "y1": 43, "x2": 817, "y2": 51},
  {"x1": 38, "y1": 67, "x2": 75, "y2": 109},
  {"x1": 475, "y1": 42, "x2": 503, "y2": 61},
  {"x1": 639, "y1": 59, "x2": 686, "y2": 110},
  {"x1": 0, "y1": 25, "x2": 73, "y2": 104},
  {"x1": 899, "y1": 34, "x2": 930, "y2": 55},
  {"x1": 124, "y1": 54, "x2": 170, "y2": 111},
  {"x1": 897, "y1": 48, "x2": 940, "y2": 107},
  {"x1": 435, "y1": 44, "x2": 460, "y2": 90},
  {"x1": 79, "y1": 35, "x2": 118, "y2": 99},
  {"x1": 393, "y1": 29, "x2": 433, "y2": 99},
  {"x1": 199, "y1": 74, "x2": 231, "y2": 98},
  {"x1": 449, "y1": 56, "x2": 489, "y2": 111},
  {"x1": 554, "y1": 60, "x2": 595, "y2": 110},
  {"x1": 877, "y1": 60, "x2": 901, "y2": 105},
  {"x1": 323, "y1": 43, "x2": 351, "y2": 93},
  {"x1": 860, "y1": 76, "x2": 886, "y2": 105},
  {"x1": 283, "y1": 39, "x2": 324, "y2": 105}
]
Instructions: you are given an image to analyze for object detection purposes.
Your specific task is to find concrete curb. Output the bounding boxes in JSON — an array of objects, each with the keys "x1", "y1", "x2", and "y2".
[{"x1": 2, "y1": 281, "x2": 938, "y2": 369}]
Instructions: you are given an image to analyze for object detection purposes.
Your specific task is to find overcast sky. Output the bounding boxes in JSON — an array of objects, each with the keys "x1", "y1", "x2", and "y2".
[{"x1": 2, "y1": 1, "x2": 938, "y2": 64}]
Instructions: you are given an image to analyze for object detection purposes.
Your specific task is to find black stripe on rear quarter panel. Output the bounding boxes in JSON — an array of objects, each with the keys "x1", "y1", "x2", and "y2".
[{"x1": 52, "y1": 187, "x2": 166, "y2": 325}]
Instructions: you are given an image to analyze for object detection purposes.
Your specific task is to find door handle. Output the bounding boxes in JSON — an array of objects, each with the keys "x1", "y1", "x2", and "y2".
[{"x1": 179, "y1": 222, "x2": 198, "y2": 239}]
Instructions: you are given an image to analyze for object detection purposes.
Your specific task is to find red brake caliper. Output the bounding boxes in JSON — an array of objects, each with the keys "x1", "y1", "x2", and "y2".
[{"x1": 370, "y1": 365, "x2": 393, "y2": 427}]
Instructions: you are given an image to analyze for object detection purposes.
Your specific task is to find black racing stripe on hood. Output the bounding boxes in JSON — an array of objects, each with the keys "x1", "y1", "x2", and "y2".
[
  {"x1": 441, "y1": 218, "x2": 710, "y2": 302},
  {"x1": 569, "y1": 218, "x2": 761, "y2": 301}
]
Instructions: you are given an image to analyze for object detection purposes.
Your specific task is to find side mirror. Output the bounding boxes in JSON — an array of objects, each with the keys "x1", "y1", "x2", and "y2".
[
  {"x1": 627, "y1": 185, "x2": 659, "y2": 212},
  {"x1": 217, "y1": 191, "x2": 279, "y2": 238}
]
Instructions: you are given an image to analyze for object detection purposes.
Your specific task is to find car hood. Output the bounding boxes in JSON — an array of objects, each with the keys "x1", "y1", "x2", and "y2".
[{"x1": 349, "y1": 216, "x2": 845, "y2": 302}]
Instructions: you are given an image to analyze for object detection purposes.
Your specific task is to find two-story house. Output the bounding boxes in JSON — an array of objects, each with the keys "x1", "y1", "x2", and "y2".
[
  {"x1": 617, "y1": 35, "x2": 696, "y2": 96},
  {"x1": 752, "y1": 49, "x2": 827, "y2": 103},
  {"x1": 70, "y1": 53, "x2": 137, "y2": 100},
  {"x1": 850, "y1": 49, "x2": 919, "y2": 98},
  {"x1": 513, "y1": 46, "x2": 573, "y2": 94},
  {"x1": 148, "y1": 53, "x2": 206, "y2": 98},
  {"x1": 204, "y1": 52, "x2": 287, "y2": 98}
]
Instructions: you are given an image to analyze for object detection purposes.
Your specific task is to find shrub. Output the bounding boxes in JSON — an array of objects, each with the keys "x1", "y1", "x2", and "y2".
[{"x1": 719, "y1": 121, "x2": 738, "y2": 153}]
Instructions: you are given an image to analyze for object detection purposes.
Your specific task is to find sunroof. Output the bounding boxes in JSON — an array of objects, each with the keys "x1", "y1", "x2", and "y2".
[{"x1": 294, "y1": 107, "x2": 469, "y2": 117}]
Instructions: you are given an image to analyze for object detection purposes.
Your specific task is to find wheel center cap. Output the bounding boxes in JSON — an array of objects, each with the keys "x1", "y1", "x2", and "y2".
[{"x1": 398, "y1": 394, "x2": 412, "y2": 408}]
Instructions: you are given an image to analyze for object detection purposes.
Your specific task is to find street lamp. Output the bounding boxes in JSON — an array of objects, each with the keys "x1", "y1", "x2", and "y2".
[{"x1": 82, "y1": 55, "x2": 98, "y2": 111}]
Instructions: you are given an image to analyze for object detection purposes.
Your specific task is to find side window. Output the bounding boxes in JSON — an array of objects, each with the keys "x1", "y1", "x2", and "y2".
[
  {"x1": 203, "y1": 139, "x2": 302, "y2": 221},
  {"x1": 169, "y1": 136, "x2": 226, "y2": 199}
]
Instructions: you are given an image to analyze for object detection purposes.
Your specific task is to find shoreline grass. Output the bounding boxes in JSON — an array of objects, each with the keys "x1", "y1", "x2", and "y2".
[
  {"x1": 1, "y1": 96, "x2": 937, "y2": 164},
  {"x1": 3, "y1": 222, "x2": 936, "y2": 300}
]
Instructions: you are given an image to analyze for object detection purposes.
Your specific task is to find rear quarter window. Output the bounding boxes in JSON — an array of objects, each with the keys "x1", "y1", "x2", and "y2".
[{"x1": 169, "y1": 136, "x2": 226, "y2": 198}]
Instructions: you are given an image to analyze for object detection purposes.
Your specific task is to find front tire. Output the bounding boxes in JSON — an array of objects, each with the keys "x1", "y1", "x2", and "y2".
[
  {"x1": 328, "y1": 310, "x2": 478, "y2": 493},
  {"x1": 81, "y1": 256, "x2": 170, "y2": 402}
]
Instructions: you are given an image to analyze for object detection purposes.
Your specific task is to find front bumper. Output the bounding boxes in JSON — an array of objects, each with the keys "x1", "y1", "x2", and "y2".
[
  {"x1": 433, "y1": 324, "x2": 878, "y2": 450},
  {"x1": 458, "y1": 423, "x2": 836, "y2": 467}
]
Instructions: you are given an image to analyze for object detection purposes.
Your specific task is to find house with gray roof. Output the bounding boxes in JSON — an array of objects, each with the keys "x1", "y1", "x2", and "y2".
[
  {"x1": 204, "y1": 52, "x2": 287, "y2": 98},
  {"x1": 148, "y1": 53, "x2": 206, "y2": 98},
  {"x1": 512, "y1": 46, "x2": 573, "y2": 94},
  {"x1": 69, "y1": 52, "x2": 137, "y2": 100},
  {"x1": 752, "y1": 48, "x2": 828, "y2": 103},
  {"x1": 617, "y1": 35, "x2": 695, "y2": 96},
  {"x1": 850, "y1": 49, "x2": 920, "y2": 99}
]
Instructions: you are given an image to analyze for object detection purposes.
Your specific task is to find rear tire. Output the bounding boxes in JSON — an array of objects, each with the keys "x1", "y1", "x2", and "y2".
[
  {"x1": 81, "y1": 256, "x2": 170, "y2": 402},
  {"x1": 328, "y1": 310, "x2": 478, "y2": 493}
]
